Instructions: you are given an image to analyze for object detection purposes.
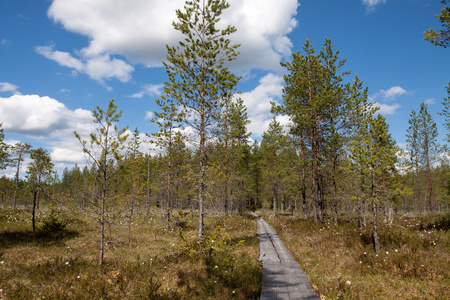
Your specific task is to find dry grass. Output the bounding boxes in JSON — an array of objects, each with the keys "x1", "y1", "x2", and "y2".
[
  {"x1": 0, "y1": 206, "x2": 262, "y2": 299},
  {"x1": 260, "y1": 211, "x2": 450, "y2": 300}
]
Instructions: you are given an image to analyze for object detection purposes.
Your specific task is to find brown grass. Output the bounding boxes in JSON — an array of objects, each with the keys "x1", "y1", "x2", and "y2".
[
  {"x1": 0, "y1": 206, "x2": 262, "y2": 299},
  {"x1": 260, "y1": 211, "x2": 450, "y2": 300}
]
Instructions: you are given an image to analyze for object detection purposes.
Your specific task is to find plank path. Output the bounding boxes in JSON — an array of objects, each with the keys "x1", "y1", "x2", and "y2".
[{"x1": 254, "y1": 214, "x2": 320, "y2": 300}]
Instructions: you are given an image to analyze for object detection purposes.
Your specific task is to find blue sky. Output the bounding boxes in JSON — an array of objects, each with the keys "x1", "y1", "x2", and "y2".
[{"x1": 0, "y1": 0, "x2": 449, "y2": 177}]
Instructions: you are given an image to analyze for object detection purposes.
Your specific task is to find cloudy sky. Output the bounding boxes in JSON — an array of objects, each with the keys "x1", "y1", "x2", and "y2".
[{"x1": 0, "y1": 0, "x2": 449, "y2": 177}]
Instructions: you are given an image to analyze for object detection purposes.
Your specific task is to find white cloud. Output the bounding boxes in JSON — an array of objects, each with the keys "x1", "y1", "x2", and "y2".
[
  {"x1": 425, "y1": 98, "x2": 436, "y2": 105},
  {"x1": 0, "y1": 82, "x2": 21, "y2": 95},
  {"x1": 1, "y1": 39, "x2": 12, "y2": 46},
  {"x1": 35, "y1": 45, "x2": 134, "y2": 83},
  {"x1": 0, "y1": 94, "x2": 92, "y2": 137},
  {"x1": 362, "y1": 0, "x2": 387, "y2": 12},
  {"x1": 369, "y1": 86, "x2": 409, "y2": 101},
  {"x1": 36, "y1": 45, "x2": 84, "y2": 70},
  {"x1": 131, "y1": 83, "x2": 164, "y2": 98},
  {"x1": 0, "y1": 94, "x2": 95, "y2": 166},
  {"x1": 383, "y1": 86, "x2": 407, "y2": 100},
  {"x1": 145, "y1": 111, "x2": 154, "y2": 120},
  {"x1": 239, "y1": 73, "x2": 284, "y2": 136},
  {"x1": 374, "y1": 102, "x2": 401, "y2": 115},
  {"x1": 44, "y1": 0, "x2": 298, "y2": 77}
]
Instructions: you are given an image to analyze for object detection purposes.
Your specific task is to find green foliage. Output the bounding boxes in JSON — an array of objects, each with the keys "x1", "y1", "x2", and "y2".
[
  {"x1": 0, "y1": 123, "x2": 10, "y2": 170},
  {"x1": 178, "y1": 226, "x2": 243, "y2": 258},
  {"x1": 424, "y1": 0, "x2": 450, "y2": 48},
  {"x1": 438, "y1": 82, "x2": 450, "y2": 144},
  {"x1": 26, "y1": 148, "x2": 54, "y2": 184},
  {"x1": 165, "y1": 0, "x2": 240, "y2": 239},
  {"x1": 74, "y1": 99, "x2": 129, "y2": 265},
  {"x1": 39, "y1": 212, "x2": 68, "y2": 232}
]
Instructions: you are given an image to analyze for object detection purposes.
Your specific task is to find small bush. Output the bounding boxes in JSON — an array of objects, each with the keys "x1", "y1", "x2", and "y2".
[{"x1": 39, "y1": 213, "x2": 68, "y2": 232}]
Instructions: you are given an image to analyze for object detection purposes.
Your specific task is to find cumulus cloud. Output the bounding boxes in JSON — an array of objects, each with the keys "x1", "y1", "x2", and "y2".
[
  {"x1": 238, "y1": 73, "x2": 284, "y2": 136},
  {"x1": 362, "y1": 0, "x2": 387, "y2": 12},
  {"x1": 0, "y1": 94, "x2": 96, "y2": 166},
  {"x1": 145, "y1": 111, "x2": 154, "y2": 120},
  {"x1": 425, "y1": 98, "x2": 436, "y2": 105},
  {"x1": 383, "y1": 86, "x2": 407, "y2": 100},
  {"x1": 43, "y1": 0, "x2": 298, "y2": 78},
  {"x1": 0, "y1": 82, "x2": 21, "y2": 95},
  {"x1": 131, "y1": 83, "x2": 164, "y2": 98},
  {"x1": 36, "y1": 45, "x2": 134, "y2": 83},
  {"x1": 374, "y1": 102, "x2": 401, "y2": 115},
  {"x1": 0, "y1": 94, "x2": 93, "y2": 137},
  {"x1": 369, "y1": 86, "x2": 409, "y2": 102}
]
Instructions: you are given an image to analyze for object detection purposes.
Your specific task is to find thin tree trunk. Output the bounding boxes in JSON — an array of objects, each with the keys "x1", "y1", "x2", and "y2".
[
  {"x1": 32, "y1": 189, "x2": 38, "y2": 233},
  {"x1": 332, "y1": 160, "x2": 338, "y2": 226},
  {"x1": 128, "y1": 200, "x2": 134, "y2": 245},
  {"x1": 426, "y1": 154, "x2": 433, "y2": 211},
  {"x1": 99, "y1": 179, "x2": 106, "y2": 265},
  {"x1": 166, "y1": 130, "x2": 172, "y2": 230},
  {"x1": 197, "y1": 0, "x2": 206, "y2": 240},
  {"x1": 373, "y1": 200, "x2": 380, "y2": 254},
  {"x1": 198, "y1": 102, "x2": 205, "y2": 240},
  {"x1": 13, "y1": 152, "x2": 23, "y2": 211}
]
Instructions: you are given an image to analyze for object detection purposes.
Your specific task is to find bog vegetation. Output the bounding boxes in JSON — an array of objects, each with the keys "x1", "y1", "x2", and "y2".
[{"x1": 1, "y1": 0, "x2": 449, "y2": 299}]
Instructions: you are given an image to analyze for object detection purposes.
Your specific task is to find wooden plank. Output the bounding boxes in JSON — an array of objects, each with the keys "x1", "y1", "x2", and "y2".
[{"x1": 254, "y1": 214, "x2": 320, "y2": 300}]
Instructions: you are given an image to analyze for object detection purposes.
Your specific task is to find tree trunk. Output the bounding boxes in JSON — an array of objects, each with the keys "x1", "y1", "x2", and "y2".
[
  {"x1": 198, "y1": 102, "x2": 205, "y2": 240},
  {"x1": 32, "y1": 189, "x2": 38, "y2": 233},
  {"x1": 426, "y1": 154, "x2": 434, "y2": 211},
  {"x1": 99, "y1": 181, "x2": 106, "y2": 265},
  {"x1": 373, "y1": 200, "x2": 380, "y2": 254},
  {"x1": 166, "y1": 131, "x2": 172, "y2": 231},
  {"x1": 13, "y1": 152, "x2": 23, "y2": 211}
]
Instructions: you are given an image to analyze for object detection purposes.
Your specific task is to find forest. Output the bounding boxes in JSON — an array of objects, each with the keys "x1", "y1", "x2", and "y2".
[{"x1": 0, "y1": 0, "x2": 449, "y2": 299}]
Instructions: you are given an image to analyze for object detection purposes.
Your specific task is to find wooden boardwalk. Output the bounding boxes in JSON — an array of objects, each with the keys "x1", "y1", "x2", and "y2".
[{"x1": 254, "y1": 214, "x2": 320, "y2": 300}]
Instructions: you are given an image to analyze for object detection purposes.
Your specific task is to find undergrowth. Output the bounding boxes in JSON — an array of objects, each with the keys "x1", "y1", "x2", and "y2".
[{"x1": 0, "y1": 206, "x2": 261, "y2": 299}]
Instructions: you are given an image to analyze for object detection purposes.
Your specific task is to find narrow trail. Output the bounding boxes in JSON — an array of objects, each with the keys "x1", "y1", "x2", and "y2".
[{"x1": 254, "y1": 214, "x2": 320, "y2": 300}]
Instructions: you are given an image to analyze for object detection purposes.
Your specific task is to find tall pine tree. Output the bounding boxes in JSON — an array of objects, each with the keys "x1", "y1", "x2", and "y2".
[{"x1": 164, "y1": 0, "x2": 240, "y2": 238}]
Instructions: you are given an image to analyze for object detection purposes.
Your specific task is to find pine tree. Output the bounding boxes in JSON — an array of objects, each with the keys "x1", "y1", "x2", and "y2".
[
  {"x1": 368, "y1": 115, "x2": 398, "y2": 254},
  {"x1": 26, "y1": 148, "x2": 54, "y2": 232},
  {"x1": 165, "y1": 0, "x2": 240, "y2": 238},
  {"x1": 424, "y1": 0, "x2": 450, "y2": 48},
  {"x1": 0, "y1": 124, "x2": 9, "y2": 170},
  {"x1": 151, "y1": 84, "x2": 184, "y2": 229},
  {"x1": 10, "y1": 142, "x2": 32, "y2": 210},
  {"x1": 406, "y1": 109, "x2": 423, "y2": 212},
  {"x1": 438, "y1": 82, "x2": 450, "y2": 144},
  {"x1": 276, "y1": 39, "x2": 350, "y2": 223},
  {"x1": 261, "y1": 117, "x2": 287, "y2": 216},
  {"x1": 276, "y1": 40, "x2": 324, "y2": 222},
  {"x1": 418, "y1": 102, "x2": 439, "y2": 211},
  {"x1": 125, "y1": 128, "x2": 145, "y2": 243},
  {"x1": 347, "y1": 76, "x2": 377, "y2": 228},
  {"x1": 320, "y1": 39, "x2": 351, "y2": 225},
  {"x1": 217, "y1": 97, "x2": 251, "y2": 214},
  {"x1": 248, "y1": 140, "x2": 262, "y2": 210},
  {"x1": 75, "y1": 99, "x2": 129, "y2": 265}
]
